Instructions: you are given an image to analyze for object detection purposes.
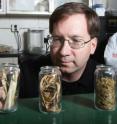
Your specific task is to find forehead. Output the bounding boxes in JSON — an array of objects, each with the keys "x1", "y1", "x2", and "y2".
[{"x1": 53, "y1": 14, "x2": 89, "y2": 36}]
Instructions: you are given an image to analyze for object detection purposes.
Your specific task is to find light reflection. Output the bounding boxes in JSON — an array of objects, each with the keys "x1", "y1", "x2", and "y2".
[{"x1": 108, "y1": 114, "x2": 112, "y2": 124}]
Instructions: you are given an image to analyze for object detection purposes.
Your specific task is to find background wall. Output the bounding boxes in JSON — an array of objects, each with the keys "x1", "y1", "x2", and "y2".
[
  {"x1": 0, "y1": 16, "x2": 49, "y2": 51},
  {"x1": 107, "y1": 0, "x2": 117, "y2": 10}
]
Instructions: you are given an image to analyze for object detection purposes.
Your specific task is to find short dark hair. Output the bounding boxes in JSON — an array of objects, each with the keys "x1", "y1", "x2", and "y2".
[{"x1": 49, "y1": 2, "x2": 100, "y2": 39}]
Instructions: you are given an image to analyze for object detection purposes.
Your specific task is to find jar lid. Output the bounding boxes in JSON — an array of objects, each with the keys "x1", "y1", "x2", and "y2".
[
  {"x1": 2, "y1": 63, "x2": 19, "y2": 68},
  {"x1": 96, "y1": 64, "x2": 113, "y2": 69}
]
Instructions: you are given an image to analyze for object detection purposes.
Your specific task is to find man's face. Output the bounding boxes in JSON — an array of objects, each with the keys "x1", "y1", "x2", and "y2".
[{"x1": 50, "y1": 14, "x2": 97, "y2": 74}]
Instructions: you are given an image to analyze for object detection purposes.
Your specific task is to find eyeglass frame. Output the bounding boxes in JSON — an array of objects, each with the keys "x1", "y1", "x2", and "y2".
[{"x1": 47, "y1": 35, "x2": 93, "y2": 49}]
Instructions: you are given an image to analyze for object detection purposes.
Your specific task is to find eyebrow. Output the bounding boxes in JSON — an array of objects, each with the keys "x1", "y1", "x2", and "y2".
[
  {"x1": 69, "y1": 35, "x2": 84, "y2": 39},
  {"x1": 52, "y1": 34, "x2": 83, "y2": 38},
  {"x1": 52, "y1": 35, "x2": 62, "y2": 38}
]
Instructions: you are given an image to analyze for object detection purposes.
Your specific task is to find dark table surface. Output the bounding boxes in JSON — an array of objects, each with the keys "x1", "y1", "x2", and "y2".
[{"x1": 0, "y1": 93, "x2": 117, "y2": 124}]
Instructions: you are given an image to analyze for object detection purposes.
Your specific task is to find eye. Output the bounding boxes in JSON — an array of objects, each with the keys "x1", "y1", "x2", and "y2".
[
  {"x1": 53, "y1": 37, "x2": 60, "y2": 41},
  {"x1": 53, "y1": 37, "x2": 65, "y2": 44},
  {"x1": 71, "y1": 38, "x2": 83, "y2": 43}
]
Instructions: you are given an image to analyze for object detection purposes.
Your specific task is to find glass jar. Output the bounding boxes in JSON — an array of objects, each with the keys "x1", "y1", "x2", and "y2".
[
  {"x1": 94, "y1": 65, "x2": 116, "y2": 111},
  {"x1": 39, "y1": 66, "x2": 62, "y2": 113},
  {"x1": 0, "y1": 63, "x2": 20, "y2": 113},
  {"x1": 25, "y1": 29, "x2": 44, "y2": 55}
]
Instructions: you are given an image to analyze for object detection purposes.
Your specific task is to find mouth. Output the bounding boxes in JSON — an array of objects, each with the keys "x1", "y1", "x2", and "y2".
[
  {"x1": 55, "y1": 57, "x2": 73, "y2": 67},
  {"x1": 59, "y1": 60, "x2": 73, "y2": 67},
  {"x1": 60, "y1": 57, "x2": 72, "y2": 63}
]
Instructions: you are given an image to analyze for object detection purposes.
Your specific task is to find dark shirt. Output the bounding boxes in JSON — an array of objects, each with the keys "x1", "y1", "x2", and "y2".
[{"x1": 19, "y1": 54, "x2": 98, "y2": 98}]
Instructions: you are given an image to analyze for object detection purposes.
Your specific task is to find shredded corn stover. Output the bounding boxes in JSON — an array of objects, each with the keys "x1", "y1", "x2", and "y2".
[
  {"x1": 0, "y1": 68, "x2": 19, "y2": 111},
  {"x1": 40, "y1": 74, "x2": 61, "y2": 113},
  {"x1": 95, "y1": 77, "x2": 116, "y2": 110}
]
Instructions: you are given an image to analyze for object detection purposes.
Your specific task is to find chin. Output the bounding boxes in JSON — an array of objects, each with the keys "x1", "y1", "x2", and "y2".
[{"x1": 59, "y1": 66, "x2": 72, "y2": 74}]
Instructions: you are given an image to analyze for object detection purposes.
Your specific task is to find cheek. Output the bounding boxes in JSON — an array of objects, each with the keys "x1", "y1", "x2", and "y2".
[
  {"x1": 50, "y1": 47, "x2": 59, "y2": 55},
  {"x1": 84, "y1": 42, "x2": 96, "y2": 55},
  {"x1": 75, "y1": 52, "x2": 89, "y2": 61},
  {"x1": 74, "y1": 47, "x2": 91, "y2": 63}
]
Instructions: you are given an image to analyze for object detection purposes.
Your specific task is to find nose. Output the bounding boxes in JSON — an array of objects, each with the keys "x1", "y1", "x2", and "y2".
[{"x1": 59, "y1": 40, "x2": 71, "y2": 56}]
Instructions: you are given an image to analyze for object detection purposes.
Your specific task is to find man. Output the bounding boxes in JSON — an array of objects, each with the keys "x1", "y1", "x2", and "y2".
[{"x1": 19, "y1": 2, "x2": 100, "y2": 98}]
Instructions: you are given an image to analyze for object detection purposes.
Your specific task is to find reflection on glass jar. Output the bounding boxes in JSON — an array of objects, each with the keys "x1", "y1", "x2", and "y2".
[
  {"x1": 94, "y1": 65, "x2": 116, "y2": 111},
  {"x1": 39, "y1": 66, "x2": 62, "y2": 113},
  {"x1": 0, "y1": 63, "x2": 20, "y2": 113}
]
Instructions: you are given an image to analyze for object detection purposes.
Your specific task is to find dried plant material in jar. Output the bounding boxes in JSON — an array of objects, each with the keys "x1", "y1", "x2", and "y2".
[
  {"x1": 0, "y1": 63, "x2": 19, "y2": 112},
  {"x1": 40, "y1": 74, "x2": 61, "y2": 113},
  {"x1": 39, "y1": 66, "x2": 62, "y2": 113},
  {"x1": 95, "y1": 77, "x2": 116, "y2": 110}
]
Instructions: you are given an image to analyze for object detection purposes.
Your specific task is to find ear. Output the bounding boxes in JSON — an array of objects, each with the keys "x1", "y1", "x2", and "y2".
[{"x1": 90, "y1": 37, "x2": 97, "y2": 55}]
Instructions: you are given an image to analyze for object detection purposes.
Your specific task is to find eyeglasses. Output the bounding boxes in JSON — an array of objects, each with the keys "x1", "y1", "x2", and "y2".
[{"x1": 48, "y1": 35, "x2": 93, "y2": 49}]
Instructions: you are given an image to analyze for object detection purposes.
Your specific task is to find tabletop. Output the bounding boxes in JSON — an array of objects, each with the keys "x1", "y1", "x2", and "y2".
[{"x1": 0, "y1": 93, "x2": 117, "y2": 124}]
